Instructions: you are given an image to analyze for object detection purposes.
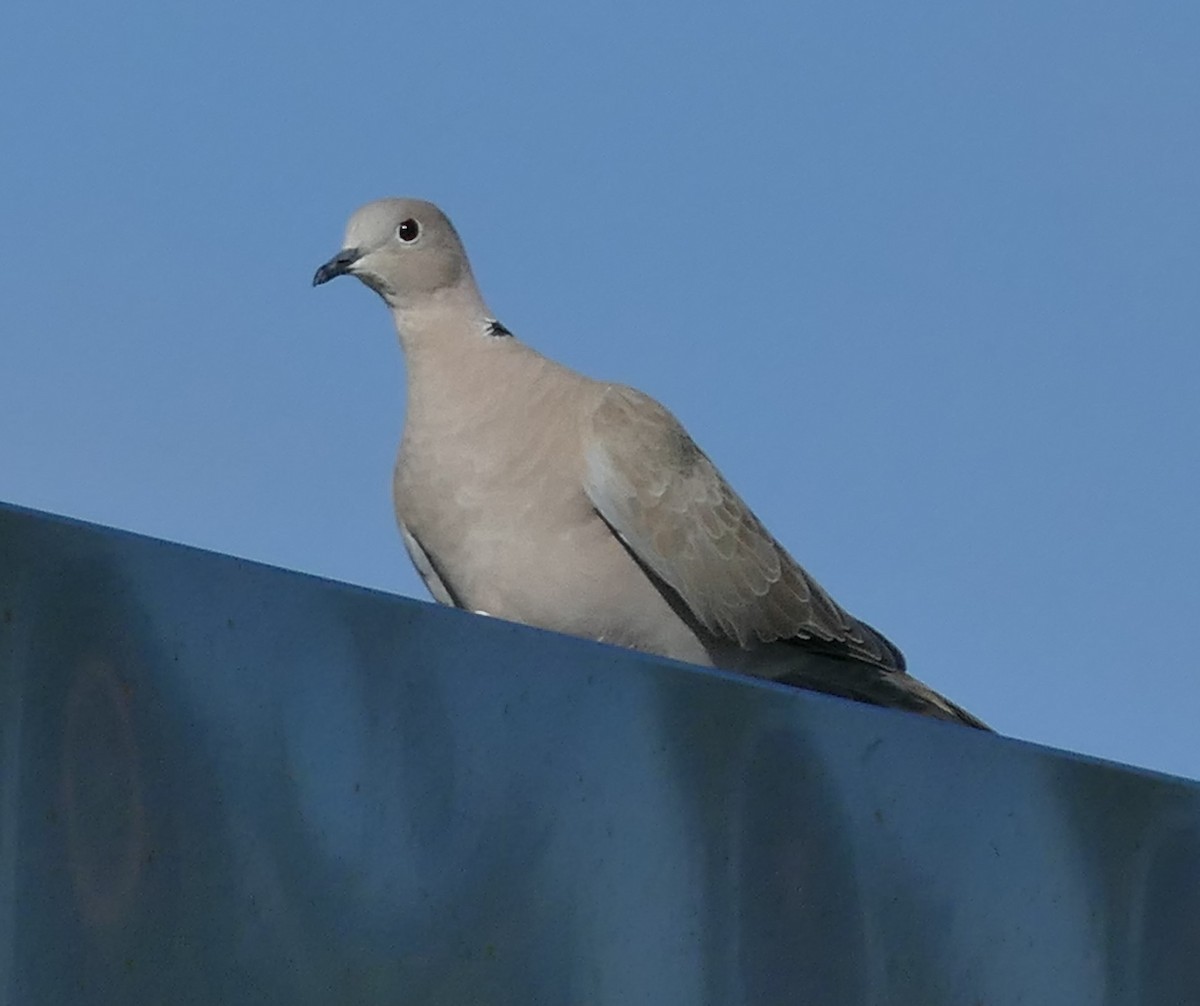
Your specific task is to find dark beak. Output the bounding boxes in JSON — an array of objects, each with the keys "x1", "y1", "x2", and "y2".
[{"x1": 312, "y1": 247, "x2": 363, "y2": 287}]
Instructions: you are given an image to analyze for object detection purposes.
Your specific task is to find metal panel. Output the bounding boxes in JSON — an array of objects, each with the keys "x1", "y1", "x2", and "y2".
[{"x1": 1, "y1": 501, "x2": 1197, "y2": 1005}]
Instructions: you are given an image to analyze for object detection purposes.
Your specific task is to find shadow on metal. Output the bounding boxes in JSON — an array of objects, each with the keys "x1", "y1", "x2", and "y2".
[{"x1": 1, "y1": 501, "x2": 1197, "y2": 1005}]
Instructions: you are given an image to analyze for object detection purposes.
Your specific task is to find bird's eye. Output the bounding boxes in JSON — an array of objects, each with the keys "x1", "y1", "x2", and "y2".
[{"x1": 396, "y1": 219, "x2": 420, "y2": 243}]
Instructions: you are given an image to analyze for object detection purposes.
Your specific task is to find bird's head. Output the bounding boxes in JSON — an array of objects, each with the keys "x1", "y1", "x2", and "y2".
[{"x1": 313, "y1": 198, "x2": 475, "y2": 311}]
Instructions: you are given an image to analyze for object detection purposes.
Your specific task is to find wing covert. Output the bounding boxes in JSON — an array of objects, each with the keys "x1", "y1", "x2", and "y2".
[{"x1": 583, "y1": 385, "x2": 901, "y2": 669}]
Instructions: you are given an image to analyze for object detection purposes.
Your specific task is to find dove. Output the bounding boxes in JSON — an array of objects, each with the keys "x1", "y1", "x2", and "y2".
[{"x1": 314, "y1": 198, "x2": 986, "y2": 729}]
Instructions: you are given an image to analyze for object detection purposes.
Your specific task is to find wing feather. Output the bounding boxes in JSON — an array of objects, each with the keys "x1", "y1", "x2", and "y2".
[{"x1": 583, "y1": 385, "x2": 902, "y2": 670}]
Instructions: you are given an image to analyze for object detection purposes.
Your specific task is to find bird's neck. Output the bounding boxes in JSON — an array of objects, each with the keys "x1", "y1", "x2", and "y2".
[
  {"x1": 389, "y1": 283, "x2": 491, "y2": 358},
  {"x1": 390, "y1": 287, "x2": 547, "y2": 433}
]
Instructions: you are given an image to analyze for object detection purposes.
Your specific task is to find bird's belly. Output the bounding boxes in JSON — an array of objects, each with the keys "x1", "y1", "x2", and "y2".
[{"x1": 407, "y1": 498, "x2": 712, "y2": 666}]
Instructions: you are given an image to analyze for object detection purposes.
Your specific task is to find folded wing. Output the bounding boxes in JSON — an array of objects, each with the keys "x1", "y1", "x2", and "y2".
[{"x1": 583, "y1": 385, "x2": 904, "y2": 671}]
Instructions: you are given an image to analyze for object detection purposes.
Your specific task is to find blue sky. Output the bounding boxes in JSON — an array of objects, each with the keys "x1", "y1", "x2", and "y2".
[{"x1": 2, "y1": 1, "x2": 1197, "y2": 779}]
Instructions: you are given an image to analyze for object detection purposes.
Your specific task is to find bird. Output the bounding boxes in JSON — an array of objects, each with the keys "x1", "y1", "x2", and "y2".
[{"x1": 314, "y1": 198, "x2": 987, "y2": 729}]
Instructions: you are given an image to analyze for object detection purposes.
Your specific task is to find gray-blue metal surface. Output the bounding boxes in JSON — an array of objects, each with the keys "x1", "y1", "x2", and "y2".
[{"x1": 1, "y1": 502, "x2": 1197, "y2": 1005}]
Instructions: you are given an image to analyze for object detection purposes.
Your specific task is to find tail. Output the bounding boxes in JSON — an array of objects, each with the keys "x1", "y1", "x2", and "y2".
[{"x1": 772, "y1": 651, "x2": 991, "y2": 730}]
